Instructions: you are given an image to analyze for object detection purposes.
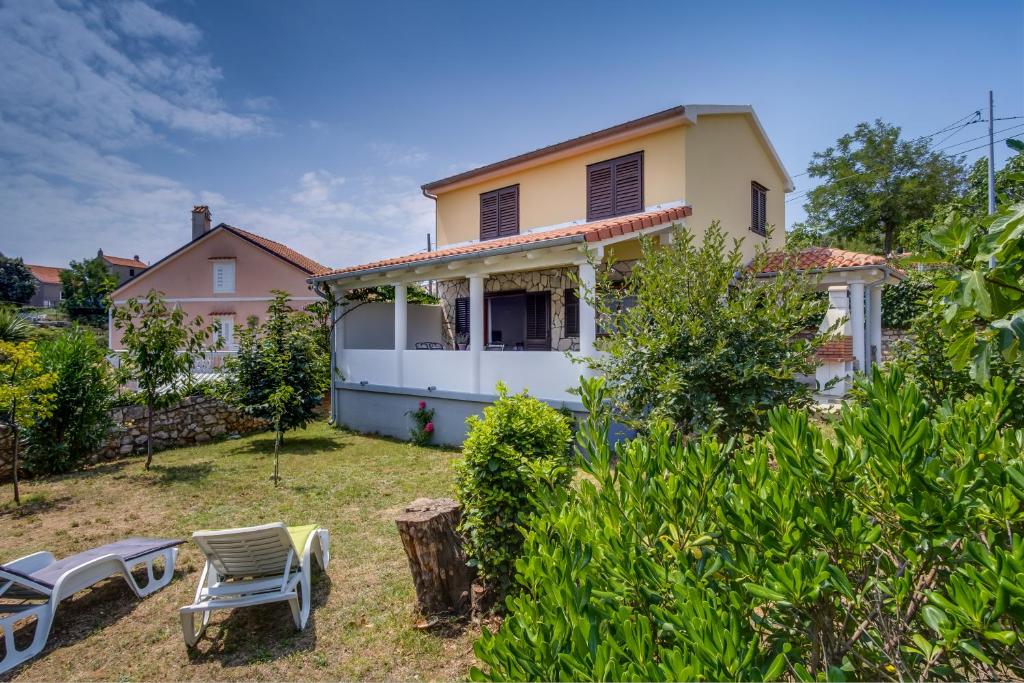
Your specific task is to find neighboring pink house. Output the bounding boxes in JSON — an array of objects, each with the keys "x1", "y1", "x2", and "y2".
[{"x1": 109, "y1": 206, "x2": 330, "y2": 368}]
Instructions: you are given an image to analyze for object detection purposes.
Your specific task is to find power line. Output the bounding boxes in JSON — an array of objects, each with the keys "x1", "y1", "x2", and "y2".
[{"x1": 933, "y1": 121, "x2": 1024, "y2": 153}]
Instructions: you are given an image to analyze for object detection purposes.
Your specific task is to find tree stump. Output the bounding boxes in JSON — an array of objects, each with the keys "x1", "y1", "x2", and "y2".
[{"x1": 395, "y1": 497, "x2": 475, "y2": 616}]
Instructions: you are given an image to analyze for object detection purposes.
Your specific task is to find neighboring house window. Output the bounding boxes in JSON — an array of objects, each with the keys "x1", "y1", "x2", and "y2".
[
  {"x1": 129, "y1": 269, "x2": 135, "y2": 277},
  {"x1": 213, "y1": 261, "x2": 235, "y2": 293},
  {"x1": 214, "y1": 316, "x2": 235, "y2": 350},
  {"x1": 564, "y1": 289, "x2": 579, "y2": 336},
  {"x1": 455, "y1": 297, "x2": 470, "y2": 336},
  {"x1": 587, "y1": 151, "x2": 643, "y2": 221},
  {"x1": 480, "y1": 185, "x2": 519, "y2": 240},
  {"x1": 750, "y1": 182, "x2": 768, "y2": 237}
]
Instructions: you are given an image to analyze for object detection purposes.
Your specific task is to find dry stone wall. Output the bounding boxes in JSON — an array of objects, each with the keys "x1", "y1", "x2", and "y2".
[{"x1": 0, "y1": 395, "x2": 268, "y2": 480}]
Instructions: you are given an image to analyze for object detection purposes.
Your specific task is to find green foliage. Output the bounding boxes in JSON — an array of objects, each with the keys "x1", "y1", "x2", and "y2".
[
  {"x1": 455, "y1": 383, "x2": 573, "y2": 602},
  {"x1": 0, "y1": 306, "x2": 32, "y2": 342},
  {"x1": 584, "y1": 223, "x2": 830, "y2": 438},
  {"x1": 881, "y1": 268, "x2": 936, "y2": 329},
  {"x1": 473, "y1": 371, "x2": 1024, "y2": 681},
  {"x1": 226, "y1": 291, "x2": 328, "y2": 483},
  {"x1": 0, "y1": 254, "x2": 36, "y2": 305},
  {"x1": 800, "y1": 119, "x2": 966, "y2": 254},
  {"x1": 0, "y1": 340, "x2": 56, "y2": 503},
  {"x1": 60, "y1": 256, "x2": 117, "y2": 322},
  {"x1": 406, "y1": 400, "x2": 435, "y2": 446},
  {"x1": 24, "y1": 328, "x2": 114, "y2": 476},
  {"x1": 114, "y1": 290, "x2": 218, "y2": 468}
]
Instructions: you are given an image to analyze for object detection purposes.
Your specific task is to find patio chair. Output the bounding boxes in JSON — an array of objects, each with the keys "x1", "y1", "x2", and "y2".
[
  {"x1": 0, "y1": 537, "x2": 183, "y2": 674},
  {"x1": 485, "y1": 343, "x2": 505, "y2": 351},
  {"x1": 179, "y1": 523, "x2": 330, "y2": 647}
]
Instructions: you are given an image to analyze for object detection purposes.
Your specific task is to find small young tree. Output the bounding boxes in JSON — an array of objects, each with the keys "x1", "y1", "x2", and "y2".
[
  {"x1": 581, "y1": 222, "x2": 830, "y2": 438},
  {"x1": 227, "y1": 291, "x2": 328, "y2": 485},
  {"x1": 0, "y1": 341, "x2": 56, "y2": 504},
  {"x1": 0, "y1": 254, "x2": 36, "y2": 305},
  {"x1": 113, "y1": 291, "x2": 218, "y2": 469},
  {"x1": 61, "y1": 256, "x2": 116, "y2": 322}
]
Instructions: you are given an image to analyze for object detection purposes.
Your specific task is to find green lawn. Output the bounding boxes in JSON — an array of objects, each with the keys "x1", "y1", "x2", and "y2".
[{"x1": 0, "y1": 422, "x2": 479, "y2": 681}]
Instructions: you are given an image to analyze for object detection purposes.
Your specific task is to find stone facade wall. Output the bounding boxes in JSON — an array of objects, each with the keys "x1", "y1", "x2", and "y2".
[
  {"x1": 435, "y1": 260, "x2": 636, "y2": 352},
  {"x1": 0, "y1": 396, "x2": 268, "y2": 480},
  {"x1": 881, "y1": 327, "x2": 915, "y2": 361}
]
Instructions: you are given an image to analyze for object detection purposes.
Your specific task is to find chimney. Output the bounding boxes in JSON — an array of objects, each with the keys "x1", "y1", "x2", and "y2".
[{"x1": 192, "y1": 205, "x2": 212, "y2": 240}]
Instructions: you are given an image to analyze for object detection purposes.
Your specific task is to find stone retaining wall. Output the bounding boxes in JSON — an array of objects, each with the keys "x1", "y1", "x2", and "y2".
[
  {"x1": 881, "y1": 327, "x2": 915, "y2": 361},
  {"x1": 0, "y1": 395, "x2": 269, "y2": 480}
]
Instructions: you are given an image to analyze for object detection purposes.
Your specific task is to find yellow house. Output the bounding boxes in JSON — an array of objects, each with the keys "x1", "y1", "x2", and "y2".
[{"x1": 312, "y1": 105, "x2": 794, "y2": 444}]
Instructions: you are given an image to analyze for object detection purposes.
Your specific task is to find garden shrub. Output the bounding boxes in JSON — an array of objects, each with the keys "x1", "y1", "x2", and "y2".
[
  {"x1": 881, "y1": 268, "x2": 935, "y2": 329},
  {"x1": 24, "y1": 327, "x2": 113, "y2": 476},
  {"x1": 455, "y1": 383, "x2": 573, "y2": 603},
  {"x1": 473, "y1": 371, "x2": 1024, "y2": 681}
]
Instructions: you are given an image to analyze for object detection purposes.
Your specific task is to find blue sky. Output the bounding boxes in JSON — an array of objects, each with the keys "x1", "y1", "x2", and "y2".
[{"x1": 2, "y1": 0, "x2": 1021, "y2": 269}]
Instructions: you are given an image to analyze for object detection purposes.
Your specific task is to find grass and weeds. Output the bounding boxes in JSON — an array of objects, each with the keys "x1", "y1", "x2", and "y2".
[{"x1": 0, "y1": 421, "x2": 478, "y2": 681}]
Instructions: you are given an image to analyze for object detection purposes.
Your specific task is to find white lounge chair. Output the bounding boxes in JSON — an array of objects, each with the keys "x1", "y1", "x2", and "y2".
[
  {"x1": 0, "y1": 537, "x2": 182, "y2": 674},
  {"x1": 179, "y1": 523, "x2": 330, "y2": 647}
]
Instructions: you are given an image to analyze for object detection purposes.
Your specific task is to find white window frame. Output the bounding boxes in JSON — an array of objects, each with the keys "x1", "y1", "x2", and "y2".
[
  {"x1": 214, "y1": 316, "x2": 236, "y2": 351},
  {"x1": 212, "y1": 260, "x2": 236, "y2": 294}
]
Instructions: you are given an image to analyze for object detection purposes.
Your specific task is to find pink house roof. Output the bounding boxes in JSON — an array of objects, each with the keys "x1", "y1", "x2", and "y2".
[
  {"x1": 222, "y1": 225, "x2": 330, "y2": 275},
  {"x1": 317, "y1": 205, "x2": 693, "y2": 279}
]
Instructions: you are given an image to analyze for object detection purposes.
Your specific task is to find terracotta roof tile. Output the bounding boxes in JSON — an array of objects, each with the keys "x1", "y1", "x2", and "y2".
[
  {"x1": 101, "y1": 254, "x2": 148, "y2": 268},
  {"x1": 320, "y1": 205, "x2": 692, "y2": 278},
  {"x1": 221, "y1": 225, "x2": 331, "y2": 275},
  {"x1": 27, "y1": 264, "x2": 64, "y2": 285},
  {"x1": 760, "y1": 247, "x2": 888, "y2": 273}
]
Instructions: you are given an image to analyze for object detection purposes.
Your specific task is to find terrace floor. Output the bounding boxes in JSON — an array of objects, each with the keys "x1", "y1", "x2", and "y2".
[{"x1": 0, "y1": 422, "x2": 479, "y2": 681}]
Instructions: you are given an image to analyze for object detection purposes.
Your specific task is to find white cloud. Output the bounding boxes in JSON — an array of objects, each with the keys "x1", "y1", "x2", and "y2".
[
  {"x1": 115, "y1": 0, "x2": 200, "y2": 44},
  {"x1": 242, "y1": 95, "x2": 276, "y2": 111},
  {"x1": 370, "y1": 142, "x2": 429, "y2": 167}
]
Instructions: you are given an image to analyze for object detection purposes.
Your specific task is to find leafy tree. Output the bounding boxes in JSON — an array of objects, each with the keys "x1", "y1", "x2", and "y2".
[
  {"x1": 581, "y1": 223, "x2": 830, "y2": 438},
  {"x1": 0, "y1": 341, "x2": 55, "y2": 504},
  {"x1": 0, "y1": 306, "x2": 31, "y2": 342},
  {"x1": 0, "y1": 254, "x2": 36, "y2": 305},
  {"x1": 60, "y1": 256, "x2": 116, "y2": 321},
  {"x1": 226, "y1": 291, "x2": 328, "y2": 484},
  {"x1": 455, "y1": 383, "x2": 573, "y2": 605},
  {"x1": 798, "y1": 120, "x2": 965, "y2": 254},
  {"x1": 474, "y1": 371, "x2": 1024, "y2": 681},
  {"x1": 880, "y1": 268, "x2": 936, "y2": 329},
  {"x1": 113, "y1": 291, "x2": 219, "y2": 469},
  {"x1": 24, "y1": 328, "x2": 114, "y2": 475}
]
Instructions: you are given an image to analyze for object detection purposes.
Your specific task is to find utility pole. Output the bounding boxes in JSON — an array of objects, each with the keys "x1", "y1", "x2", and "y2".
[{"x1": 988, "y1": 89, "x2": 996, "y2": 216}]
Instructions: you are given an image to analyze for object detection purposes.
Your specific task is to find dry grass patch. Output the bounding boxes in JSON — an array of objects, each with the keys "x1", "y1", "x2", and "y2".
[{"x1": 1, "y1": 422, "x2": 479, "y2": 681}]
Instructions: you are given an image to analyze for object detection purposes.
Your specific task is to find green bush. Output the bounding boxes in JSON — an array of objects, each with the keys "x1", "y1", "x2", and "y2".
[
  {"x1": 881, "y1": 269, "x2": 935, "y2": 329},
  {"x1": 24, "y1": 327, "x2": 113, "y2": 475},
  {"x1": 455, "y1": 383, "x2": 573, "y2": 603},
  {"x1": 473, "y1": 371, "x2": 1024, "y2": 681}
]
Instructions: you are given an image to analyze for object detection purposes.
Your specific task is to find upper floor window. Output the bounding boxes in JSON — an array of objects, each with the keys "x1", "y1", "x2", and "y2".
[
  {"x1": 587, "y1": 151, "x2": 643, "y2": 221},
  {"x1": 480, "y1": 184, "x2": 519, "y2": 240},
  {"x1": 750, "y1": 182, "x2": 768, "y2": 237},
  {"x1": 213, "y1": 260, "x2": 235, "y2": 293}
]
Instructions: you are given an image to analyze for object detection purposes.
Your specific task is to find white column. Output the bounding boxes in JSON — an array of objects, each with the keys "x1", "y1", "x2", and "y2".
[
  {"x1": 578, "y1": 262, "x2": 597, "y2": 358},
  {"x1": 469, "y1": 275, "x2": 485, "y2": 394},
  {"x1": 394, "y1": 284, "x2": 407, "y2": 386},
  {"x1": 869, "y1": 285, "x2": 883, "y2": 365},
  {"x1": 849, "y1": 281, "x2": 866, "y2": 372}
]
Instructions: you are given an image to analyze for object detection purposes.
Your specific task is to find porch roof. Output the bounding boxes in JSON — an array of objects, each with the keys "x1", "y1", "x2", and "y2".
[
  {"x1": 758, "y1": 247, "x2": 906, "y2": 282},
  {"x1": 311, "y1": 205, "x2": 692, "y2": 284}
]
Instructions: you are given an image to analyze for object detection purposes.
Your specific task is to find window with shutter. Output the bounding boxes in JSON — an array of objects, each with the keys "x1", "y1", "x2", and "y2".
[
  {"x1": 564, "y1": 289, "x2": 579, "y2": 336},
  {"x1": 455, "y1": 297, "x2": 470, "y2": 336},
  {"x1": 587, "y1": 151, "x2": 644, "y2": 220},
  {"x1": 479, "y1": 185, "x2": 519, "y2": 240},
  {"x1": 750, "y1": 182, "x2": 768, "y2": 236},
  {"x1": 525, "y1": 292, "x2": 550, "y2": 350},
  {"x1": 212, "y1": 261, "x2": 235, "y2": 293}
]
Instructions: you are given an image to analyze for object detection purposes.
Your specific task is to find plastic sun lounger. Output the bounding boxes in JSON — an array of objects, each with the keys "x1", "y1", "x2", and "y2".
[
  {"x1": 0, "y1": 537, "x2": 183, "y2": 674},
  {"x1": 179, "y1": 523, "x2": 330, "y2": 647}
]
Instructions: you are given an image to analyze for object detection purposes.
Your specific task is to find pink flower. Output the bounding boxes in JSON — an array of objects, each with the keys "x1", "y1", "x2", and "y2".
[
  {"x1": 424, "y1": 422, "x2": 434, "y2": 433},
  {"x1": 418, "y1": 400, "x2": 427, "y2": 410}
]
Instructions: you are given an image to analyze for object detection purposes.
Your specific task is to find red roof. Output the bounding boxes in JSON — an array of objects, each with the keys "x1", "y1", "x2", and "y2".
[
  {"x1": 27, "y1": 264, "x2": 64, "y2": 285},
  {"x1": 102, "y1": 254, "x2": 148, "y2": 268},
  {"x1": 223, "y1": 225, "x2": 330, "y2": 275},
  {"x1": 320, "y1": 205, "x2": 692, "y2": 278},
  {"x1": 760, "y1": 247, "x2": 888, "y2": 273}
]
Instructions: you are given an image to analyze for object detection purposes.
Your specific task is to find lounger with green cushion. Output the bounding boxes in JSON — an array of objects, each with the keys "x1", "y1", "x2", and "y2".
[
  {"x1": 0, "y1": 537, "x2": 182, "y2": 674},
  {"x1": 179, "y1": 522, "x2": 330, "y2": 647}
]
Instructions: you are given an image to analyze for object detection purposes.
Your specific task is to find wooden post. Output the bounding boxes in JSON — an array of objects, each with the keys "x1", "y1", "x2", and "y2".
[{"x1": 395, "y1": 498, "x2": 475, "y2": 616}]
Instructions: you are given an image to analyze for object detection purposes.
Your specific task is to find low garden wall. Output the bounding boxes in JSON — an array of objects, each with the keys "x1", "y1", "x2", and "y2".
[
  {"x1": 0, "y1": 395, "x2": 269, "y2": 480},
  {"x1": 881, "y1": 327, "x2": 915, "y2": 361}
]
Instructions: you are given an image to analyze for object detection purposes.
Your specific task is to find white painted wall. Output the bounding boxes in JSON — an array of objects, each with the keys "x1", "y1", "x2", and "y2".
[
  {"x1": 402, "y1": 350, "x2": 475, "y2": 393},
  {"x1": 343, "y1": 302, "x2": 443, "y2": 350},
  {"x1": 480, "y1": 351, "x2": 580, "y2": 403}
]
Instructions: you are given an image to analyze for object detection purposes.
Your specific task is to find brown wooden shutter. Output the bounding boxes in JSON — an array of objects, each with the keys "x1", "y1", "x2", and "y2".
[
  {"x1": 480, "y1": 184, "x2": 519, "y2": 240},
  {"x1": 564, "y1": 289, "x2": 579, "y2": 336},
  {"x1": 455, "y1": 297, "x2": 470, "y2": 335},
  {"x1": 751, "y1": 182, "x2": 767, "y2": 236},
  {"x1": 587, "y1": 151, "x2": 643, "y2": 220},
  {"x1": 525, "y1": 292, "x2": 550, "y2": 350}
]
